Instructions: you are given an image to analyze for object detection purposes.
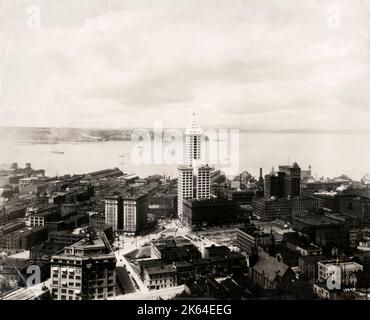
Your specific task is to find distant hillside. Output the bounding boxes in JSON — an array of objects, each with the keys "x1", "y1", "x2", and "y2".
[{"x1": 0, "y1": 127, "x2": 134, "y2": 143}]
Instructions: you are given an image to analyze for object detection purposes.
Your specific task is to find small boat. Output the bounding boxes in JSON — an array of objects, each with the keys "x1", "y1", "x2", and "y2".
[{"x1": 52, "y1": 151, "x2": 64, "y2": 154}]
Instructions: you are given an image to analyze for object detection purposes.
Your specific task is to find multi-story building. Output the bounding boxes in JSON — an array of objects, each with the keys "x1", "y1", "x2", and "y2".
[
  {"x1": 264, "y1": 172, "x2": 283, "y2": 199},
  {"x1": 149, "y1": 193, "x2": 177, "y2": 219},
  {"x1": 80, "y1": 168, "x2": 124, "y2": 184},
  {"x1": 26, "y1": 205, "x2": 61, "y2": 227},
  {"x1": 150, "y1": 236, "x2": 201, "y2": 262},
  {"x1": 177, "y1": 166, "x2": 194, "y2": 221},
  {"x1": 195, "y1": 165, "x2": 211, "y2": 199},
  {"x1": 292, "y1": 215, "x2": 346, "y2": 244},
  {"x1": 317, "y1": 259, "x2": 363, "y2": 286},
  {"x1": 265, "y1": 163, "x2": 301, "y2": 200},
  {"x1": 104, "y1": 195, "x2": 123, "y2": 232},
  {"x1": 252, "y1": 197, "x2": 292, "y2": 221},
  {"x1": 177, "y1": 114, "x2": 212, "y2": 222},
  {"x1": 249, "y1": 250, "x2": 296, "y2": 290},
  {"x1": 236, "y1": 227, "x2": 272, "y2": 256},
  {"x1": 0, "y1": 204, "x2": 27, "y2": 225},
  {"x1": 291, "y1": 196, "x2": 319, "y2": 216},
  {"x1": 123, "y1": 193, "x2": 148, "y2": 236},
  {"x1": 50, "y1": 233, "x2": 116, "y2": 300},
  {"x1": 184, "y1": 113, "x2": 202, "y2": 167},
  {"x1": 338, "y1": 195, "x2": 370, "y2": 223},
  {"x1": 143, "y1": 264, "x2": 177, "y2": 291},
  {"x1": 280, "y1": 162, "x2": 301, "y2": 198},
  {"x1": 182, "y1": 198, "x2": 238, "y2": 230},
  {"x1": 1, "y1": 226, "x2": 48, "y2": 251},
  {"x1": 226, "y1": 190, "x2": 255, "y2": 205}
]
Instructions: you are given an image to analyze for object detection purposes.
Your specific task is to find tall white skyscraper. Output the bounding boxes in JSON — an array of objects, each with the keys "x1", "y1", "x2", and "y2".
[
  {"x1": 177, "y1": 114, "x2": 211, "y2": 222},
  {"x1": 177, "y1": 166, "x2": 194, "y2": 222},
  {"x1": 185, "y1": 113, "x2": 202, "y2": 166},
  {"x1": 196, "y1": 165, "x2": 211, "y2": 199}
]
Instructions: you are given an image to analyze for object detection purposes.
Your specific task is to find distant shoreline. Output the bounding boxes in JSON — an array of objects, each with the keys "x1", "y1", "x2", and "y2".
[
  {"x1": 1, "y1": 127, "x2": 370, "y2": 144},
  {"x1": 1, "y1": 126, "x2": 370, "y2": 134}
]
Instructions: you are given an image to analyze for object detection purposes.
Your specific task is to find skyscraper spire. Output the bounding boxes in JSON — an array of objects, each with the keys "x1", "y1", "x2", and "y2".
[
  {"x1": 184, "y1": 113, "x2": 202, "y2": 166},
  {"x1": 185, "y1": 112, "x2": 202, "y2": 135}
]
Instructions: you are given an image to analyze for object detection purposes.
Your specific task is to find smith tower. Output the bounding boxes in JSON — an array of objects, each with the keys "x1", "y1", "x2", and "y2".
[
  {"x1": 184, "y1": 113, "x2": 202, "y2": 166},
  {"x1": 177, "y1": 114, "x2": 211, "y2": 222}
]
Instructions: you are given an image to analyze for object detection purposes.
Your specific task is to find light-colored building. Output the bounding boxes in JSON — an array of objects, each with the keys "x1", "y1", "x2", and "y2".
[
  {"x1": 50, "y1": 233, "x2": 116, "y2": 300},
  {"x1": 317, "y1": 259, "x2": 363, "y2": 286},
  {"x1": 177, "y1": 114, "x2": 212, "y2": 222},
  {"x1": 143, "y1": 264, "x2": 177, "y2": 291},
  {"x1": 196, "y1": 165, "x2": 211, "y2": 199},
  {"x1": 177, "y1": 166, "x2": 194, "y2": 222},
  {"x1": 184, "y1": 113, "x2": 202, "y2": 167},
  {"x1": 123, "y1": 193, "x2": 148, "y2": 236},
  {"x1": 104, "y1": 195, "x2": 123, "y2": 232}
]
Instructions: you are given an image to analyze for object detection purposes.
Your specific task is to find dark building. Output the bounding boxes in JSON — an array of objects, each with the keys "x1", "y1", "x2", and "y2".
[
  {"x1": 149, "y1": 193, "x2": 177, "y2": 219},
  {"x1": 264, "y1": 163, "x2": 301, "y2": 200},
  {"x1": 203, "y1": 245, "x2": 232, "y2": 258},
  {"x1": 280, "y1": 162, "x2": 301, "y2": 198},
  {"x1": 182, "y1": 198, "x2": 238, "y2": 230},
  {"x1": 298, "y1": 255, "x2": 326, "y2": 281},
  {"x1": 292, "y1": 215, "x2": 348, "y2": 251},
  {"x1": 264, "y1": 173, "x2": 281, "y2": 199},
  {"x1": 0, "y1": 205, "x2": 27, "y2": 225},
  {"x1": 338, "y1": 195, "x2": 370, "y2": 224},
  {"x1": 89, "y1": 212, "x2": 106, "y2": 229},
  {"x1": 252, "y1": 197, "x2": 292, "y2": 221},
  {"x1": 249, "y1": 250, "x2": 296, "y2": 291},
  {"x1": 305, "y1": 192, "x2": 339, "y2": 211},
  {"x1": 226, "y1": 190, "x2": 255, "y2": 205},
  {"x1": 291, "y1": 197, "x2": 319, "y2": 216},
  {"x1": 1, "y1": 226, "x2": 48, "y2": 251},
  {"x1": 236, "y1": 226, "x2": 272, "y2": 256},
  {"x1": 48, "y1": 231, "x2": 86, "y2": 245},
  {"x1": 150, "y1": 236, "x2": 201, "y2": 263},
  {"x1": 81, "y1": 168, "x2": 124, "y2": 183}
]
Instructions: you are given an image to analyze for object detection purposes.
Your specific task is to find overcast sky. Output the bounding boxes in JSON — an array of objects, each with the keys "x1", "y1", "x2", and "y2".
[{"x1": 0, "y1": 0, "x2": 369, "y2": 129}]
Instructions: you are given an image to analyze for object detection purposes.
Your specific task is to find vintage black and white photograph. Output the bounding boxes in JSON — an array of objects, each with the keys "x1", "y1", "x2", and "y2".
[{"x1": 0, "y1": 0, "x2": 370, "y2": 307}]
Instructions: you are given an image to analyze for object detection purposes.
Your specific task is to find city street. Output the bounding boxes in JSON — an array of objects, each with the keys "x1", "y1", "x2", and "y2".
[
  {"x1": 112, "y1": 219, "x2": 224, "y2": 299},
  {"x1": 110, "y1": 285, "x2": 185, "y2": 300},
  {"x1": 1, "y1": 279, "x2": 51, "y2": 300}
]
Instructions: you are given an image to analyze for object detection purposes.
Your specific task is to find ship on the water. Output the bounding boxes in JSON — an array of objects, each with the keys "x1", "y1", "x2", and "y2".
[{"x1": 52, "y1": 151, "x2": 64, "y2": 154}]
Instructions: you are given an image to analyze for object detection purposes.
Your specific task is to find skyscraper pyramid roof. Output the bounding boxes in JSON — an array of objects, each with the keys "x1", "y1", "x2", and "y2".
[{"x1": 185, "y1": 113, "x2": 203, "y2": 135}]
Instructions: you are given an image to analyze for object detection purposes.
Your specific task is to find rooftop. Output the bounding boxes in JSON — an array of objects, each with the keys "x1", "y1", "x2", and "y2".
[
  {"x1": 294, "y1": 214, "x2": 344, "y2": 226},
  {"x1": 145, "y1": 264, "x2": 177, "y2": 275},
  {"x1": 252, "y1": 251, "x2": 290, "y2": 282},
  {"x1": 185, "y1": 113, "x2": 203, "y2": 135}
]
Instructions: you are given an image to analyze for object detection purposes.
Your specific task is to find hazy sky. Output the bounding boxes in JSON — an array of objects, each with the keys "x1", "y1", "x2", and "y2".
[{"x1": 0, "y1": 0, "x2": 369, "y2": 129}]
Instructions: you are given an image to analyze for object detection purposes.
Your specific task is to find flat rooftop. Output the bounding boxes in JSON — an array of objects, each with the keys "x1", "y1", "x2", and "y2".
[
  {"x1": 295, "y1": 215, "x2": 343, "y2": 226},
  {"x1": 145, "y1": 264, "x2": 176, "y2": 275}
]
